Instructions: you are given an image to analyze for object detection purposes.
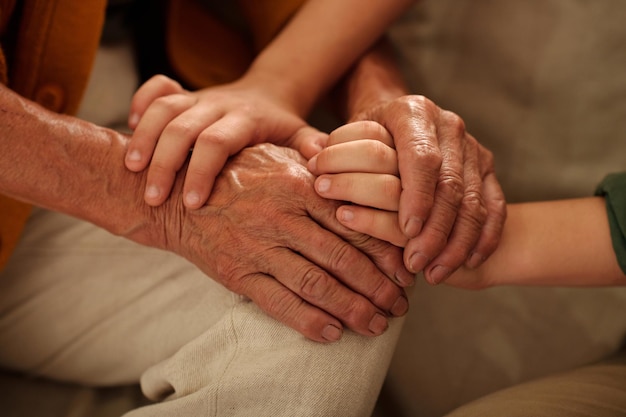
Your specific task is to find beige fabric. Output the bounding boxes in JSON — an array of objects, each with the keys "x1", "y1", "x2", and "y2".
[
  {"x1": 0, "y1": 207, "x2": 404, "y2": 416},
  {"x1": 381, "y1": 1, "x2": 626, "y2": 415},
  {"x1": 1, "y1": 39, "x2": 403, "y2": 416}
]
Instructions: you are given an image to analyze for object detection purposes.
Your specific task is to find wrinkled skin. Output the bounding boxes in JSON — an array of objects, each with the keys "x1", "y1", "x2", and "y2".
[
  {"x1": 352, "y1": 95, "x2": 507, "y2": 285},
  {"x1": 162, "y1": 144, "x2": 411, "y2": 343}
]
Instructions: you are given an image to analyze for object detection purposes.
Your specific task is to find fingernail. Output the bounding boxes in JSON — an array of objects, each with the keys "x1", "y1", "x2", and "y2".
[
  {"x1": 405, "y1": 217, "x2": 423, "y2": 238},
  {"x1": 185, "y1": 191, "x2": 201, "y2": 207},
  {"x1": 307, "y1": 155, "x2": 318, "y2": 172},
  {"x1": 322, "y1": 324, "x2": 343, "y2": 342},
  {"x1": 395, "y1": 270, "x2": 415, "y2": 287},
  {"x1": 126, "y1": 149, "x2": 141, "y2": 162},
  {"x1": 145, "y1": 185, "x2": 160, "y2": 200},
  {"x1": 408, "y1": 252, "x2": 429, "y2": 273},
  {"x1": 429, "y1": 265, "x2": 451, "y2": 285},
  {"x1": 128, "y1": 112, "x2": 140, "y2": 127},
  {"x1": 310, "y1": 141, "x2": 323, "y2": 154},
  {"x1": 369, "y1": 313, "x2": 388, "y2": 335},
  {"x1": 338, "y1": 207, "x2": 354, "y2": 222},
  {"x1": 467, "y1": 252, "x2": 485, "y2": 269},
  {"x1": 391, "y1": 296, "x2": 409, "y2": 317},
  {"x1": 316, "y1": 178, "x2": 331, "y2": 193}
]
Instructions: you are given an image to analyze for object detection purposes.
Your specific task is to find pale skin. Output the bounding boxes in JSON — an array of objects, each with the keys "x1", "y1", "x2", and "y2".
[
  {"x1": 0, "y1": 84, "x2": 414, "y2": 343},
  {"x1": 124, "y1": 0, "x2": 415, "y2": 209},
  {"x1": 310, "y1": 121, "x2": 626, "y2": 288}
]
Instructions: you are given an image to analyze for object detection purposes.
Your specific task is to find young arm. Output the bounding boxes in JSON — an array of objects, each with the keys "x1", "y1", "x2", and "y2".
[
  {"x1": 310, "y1": 124, "x2": 626, "y2": 288},
  {"x1": 125, "y1": 0, "x2": 415, "y2": 209}
]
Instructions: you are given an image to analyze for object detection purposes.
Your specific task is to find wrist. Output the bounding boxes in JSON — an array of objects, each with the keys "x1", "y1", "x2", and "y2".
[
  {"x1": 340, "y1": 38, "x2": 409, "y2": 120},
  {"x1": 239, "y1": 62, "x2": 313, "y2": 118}
]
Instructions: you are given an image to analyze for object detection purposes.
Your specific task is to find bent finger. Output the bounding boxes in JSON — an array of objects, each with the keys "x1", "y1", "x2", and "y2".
[
  {"x1": 242, "y1": 272, "x2": 345, "y2": 343},
  {"x1": 308, "y1": 139, "x2": 398, "y2": 176},
  {"x1": 315, "y1": 173, "x2": 400, "y2": 211},
  {"x1": 183, "y1": 114, "x2": 259, "y2": 208},
  {"x1": 265, "y1": 247, "x2": 391, "y2": 338},
  {"x1": 126, "y1": 94, "x2": 196, "y2": 174},
  {"x1": 336, "y1": 206, "x2": 408, "y2": 248},
  {"x1": 424, "y1": 137, "x2": 487, "y2": 283},
  {"x1": 288, "y1": 125, "x2": 329, "y2": 159},
  {"x1": 328, "y1": 121, "x2": 393, "y2": 147},
  {"x1": 129, "y1": 75, "x2": 185, "y2": 129},
  {"x1": 465, "y1": 172, "x2": 507, "y2": 268}
]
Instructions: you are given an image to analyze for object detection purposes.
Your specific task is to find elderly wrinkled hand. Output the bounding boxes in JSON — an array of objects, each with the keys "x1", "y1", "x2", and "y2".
[
  {"x1": 346, "y1": 97, "x2": 506, "y2": 285},
  {"x1": 159, "y1": 143, "x2": 411, "y2": 343}
]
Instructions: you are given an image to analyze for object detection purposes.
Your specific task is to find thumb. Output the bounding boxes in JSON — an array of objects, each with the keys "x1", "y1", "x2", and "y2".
[{"x1": 287, "y1": 126, "x2": 329, "y2": 159}]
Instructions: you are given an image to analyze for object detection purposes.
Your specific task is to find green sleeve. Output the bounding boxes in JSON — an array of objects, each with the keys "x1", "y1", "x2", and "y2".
[{"x1": 595, "y1": 172, "x2": 626, "y2": 274}]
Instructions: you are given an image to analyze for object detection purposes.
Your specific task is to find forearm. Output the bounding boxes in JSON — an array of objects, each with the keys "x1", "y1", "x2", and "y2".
[
  {"x1": 449, "y1": 198, "x2": 626, "y2": 288},
  {"x1": 243, "y1": 0, "x2": 413, "y2": 117},
  {"x1": 337, "y1": 37, "x2": 410, "y2": 120},
  {"x1": 0, "y1": 85, "x2": 165, "y2": 249}
]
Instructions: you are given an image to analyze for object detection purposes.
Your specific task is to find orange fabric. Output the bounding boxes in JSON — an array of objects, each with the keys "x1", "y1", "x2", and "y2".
[
  {"x1": 238, "y1": 0, "x2": 306, "y2": 51},
  {"x1": 166, "y1": 0, "x2": 306, "y2": 89},
  {"x1": 8, "y1": 0, "x2": 106, "y2": 114},
  {"x1": 166, "y1": 1, "x2": 254, "y2": 88},
  {"x1": 0, "y1": 0, "x2": 106, "y2": 270}
]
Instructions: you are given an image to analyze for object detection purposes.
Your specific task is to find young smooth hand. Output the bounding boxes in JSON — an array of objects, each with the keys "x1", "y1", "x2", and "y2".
[
  {"x1": 308, "y1": 121, "x2": 407, "y2": 246},
  {"x1": 124, "y1": 75, "x2": 327, "y2": 209}
]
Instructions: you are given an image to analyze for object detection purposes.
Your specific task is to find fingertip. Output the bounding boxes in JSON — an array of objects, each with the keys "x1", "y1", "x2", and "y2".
[
  {"x1": 307, "y1": 155, "x2": 318, "y2": 173},
  {"x1": 394, "y1": 269, "x2": 415, "y2": 287},
  {"x1": 315, "y1": 177, "x2": 331, "y2": 195},
  {"x1": 368, "y1": 313, "x2": 388, "y2": 336},
  {"x1": 406, "y1": 251, "x2": 428, "y2": 274},
  {"x1": 321, "y1": 324, "x2": 343, "y2": 342},
  {"x1": 128, "y1": 112, "x2": 140, "y2": 129},
  {"x1": 466, "y1": 252, "x2": 486, "y2": 269},
  {"x1": 336, "y1": 206, "x2": 354, "y2": 223},
  {"x1": 125, "y1": 149, "x2": 144, "y2": 171},
  {"x1": 404, "y1": 216, "x2": 423, "y2": 239},
  {"x1": 144, "y1": 184, "x2": 164, "y2": 206},
  {"x1": 184, "y1": 190, "x2": 204, "y2": 209}
]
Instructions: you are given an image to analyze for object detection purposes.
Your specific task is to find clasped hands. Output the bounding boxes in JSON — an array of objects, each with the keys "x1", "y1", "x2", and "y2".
[{"x1": 124, "y1": 75, "x2": 506, "y2": 342}]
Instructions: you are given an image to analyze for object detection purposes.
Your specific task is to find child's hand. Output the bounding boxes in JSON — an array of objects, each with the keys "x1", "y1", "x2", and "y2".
[
  {"x1": 308, "y1": 121, "x2": 408, "y2": 248},
  {"x1": 125, "y1": 75, "x2": 327, "y2": 208}
]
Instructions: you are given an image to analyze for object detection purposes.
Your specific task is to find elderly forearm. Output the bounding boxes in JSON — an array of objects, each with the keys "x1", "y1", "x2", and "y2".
[
  {"x1": 0, "y1": 84, "x2": 164, "y2": 248},
  {"x1": 336, "y1": 37, "x2": 410, "y2": 121}
]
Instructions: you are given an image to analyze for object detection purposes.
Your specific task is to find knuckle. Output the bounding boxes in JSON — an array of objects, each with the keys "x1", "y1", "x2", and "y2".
[
  {"x1": 149, "y1": 158, "x2": 176, "y2": 175},
  {"x1": 153, "y1": 94, "x2": 185, "y2": 109},
  {"x1": 442, "y1": 110, "x2": 467, "y2": 136},
  {"x1": 299, "y1": 268, "x2": 333, "y2": 300},
  {"x1": 437, "y1": 174, "x2": 464, "y2": 207},
  {"x1": 165, "y1": 120, "x2": 196, "y2": 139},
  {"x1": 187, "y1": 162, "x2": 217, "y2": 179},
  {"x1": 151, "y1": 74, "x2": 175, "y2": 87},
  {"x1": 414, "y1": 143, "x2": 443, "y2": 170},
  {"x1": 461, "y1": 190, "x2": 488, "y2": 224},
  {"x1": 198, "y1": 129, "x2": 229, "y2": 148},
  {"x1": 326, "y1": 241, "x2": 359, "y2": 273},
  {"x1": 341, "y1": 300, "x2": 373, "y2": 328},
  {"x1": 382, "y1": 175, "x2": 402, "y2": 201},
  {"x1": 369, "y1": 139, "x2": 390, "y2": 159},
  {"x1": 264, "y1": 287, "x2": 299, "y2": 317}
]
